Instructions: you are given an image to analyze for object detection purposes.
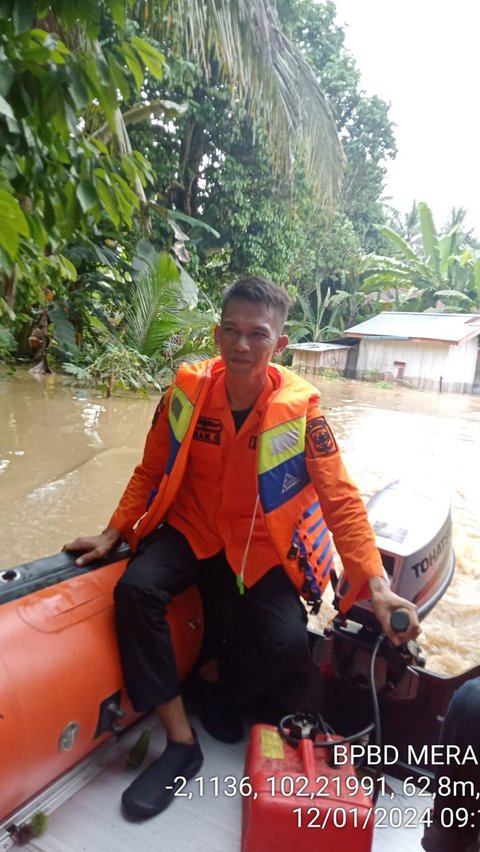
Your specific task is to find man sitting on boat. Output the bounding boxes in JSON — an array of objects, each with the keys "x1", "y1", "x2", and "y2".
[{"x1": 65, "y1": 276, "x2": 420, "y2": 820}]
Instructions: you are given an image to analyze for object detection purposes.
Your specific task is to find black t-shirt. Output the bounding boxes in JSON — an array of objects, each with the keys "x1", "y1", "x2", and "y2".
[{"x1": 231, "y1": 407, "x2": 253, "y2": 433}]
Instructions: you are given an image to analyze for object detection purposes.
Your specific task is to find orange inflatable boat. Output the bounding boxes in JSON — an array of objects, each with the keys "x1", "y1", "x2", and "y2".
[{"x1": 0, "y1": 547, "x2": 203, "y2": 824}]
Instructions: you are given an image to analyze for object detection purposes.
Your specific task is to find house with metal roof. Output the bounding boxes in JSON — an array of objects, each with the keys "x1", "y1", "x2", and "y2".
[
  {"x1": 344, "y1": 312, "x2": 480, "y2": 393},
  {"x1": 288, "y1": 341, "x2": 355, "y2": 376}
]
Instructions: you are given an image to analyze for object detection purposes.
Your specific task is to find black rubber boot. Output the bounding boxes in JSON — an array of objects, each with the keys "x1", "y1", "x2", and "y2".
[{"x1": 121, "y1": 733, "x2": 203, "y2": 819}]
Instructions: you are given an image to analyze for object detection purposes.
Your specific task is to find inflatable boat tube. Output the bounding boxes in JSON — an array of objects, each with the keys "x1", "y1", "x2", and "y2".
[{"x1": 0, "y1": 547, "x2": 203, "y2": 822}]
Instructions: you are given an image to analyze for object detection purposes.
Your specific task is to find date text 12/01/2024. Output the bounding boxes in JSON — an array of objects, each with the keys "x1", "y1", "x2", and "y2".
[
  {"x1": 168, "y1": 774, "x2": 480, "y2": 830},
  {"x1": 293, "y1": 806, "x2": 480, "y2": 831}
]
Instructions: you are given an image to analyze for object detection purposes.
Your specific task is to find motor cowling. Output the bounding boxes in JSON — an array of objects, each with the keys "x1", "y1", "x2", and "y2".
[{"x1": 334, "y1": 479, "x2": 455, "y2": 626}]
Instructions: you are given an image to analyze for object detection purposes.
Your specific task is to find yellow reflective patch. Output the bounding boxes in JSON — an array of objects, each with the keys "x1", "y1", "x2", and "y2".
[
  {"x1": 169, "y1": 386, "x2": 194, "y2": 443},
  {"x1": 260, "y1": 728, "x2": 285, "y2": 760},
  {"x1": 258, "y1": 417, "x2": 306, "y2": 474}
]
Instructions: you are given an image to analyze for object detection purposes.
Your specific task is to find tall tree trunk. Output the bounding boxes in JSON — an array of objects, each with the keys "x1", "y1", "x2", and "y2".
[{"x1": 170, "y1": 115, "x2": 206, "y2": 217}]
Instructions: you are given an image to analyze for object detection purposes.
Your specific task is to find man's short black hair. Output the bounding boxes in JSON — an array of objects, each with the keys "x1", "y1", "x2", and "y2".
[{"x1": 221, "y1": 277, "x2": 293, "y2": 330}]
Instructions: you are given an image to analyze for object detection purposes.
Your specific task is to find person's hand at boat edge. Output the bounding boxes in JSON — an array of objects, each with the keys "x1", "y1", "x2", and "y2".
[
  {"x1": 62, "y1": 527, "x2": 121, "y2": 566},
  {"x1": 368, "y1": 575, "x2": 420, "y2": 645}
]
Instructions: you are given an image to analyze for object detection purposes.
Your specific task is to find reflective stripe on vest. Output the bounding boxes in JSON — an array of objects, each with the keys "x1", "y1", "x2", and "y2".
[
  {"x1": 165, "y1": 385, "x2": 195, "y2": 475},
  {"x1": 258, "y1": 414, "x2": 333, "y2": 609},
  {"x1": 258, "y1": 417, "x2": 309, "y2": 511}
]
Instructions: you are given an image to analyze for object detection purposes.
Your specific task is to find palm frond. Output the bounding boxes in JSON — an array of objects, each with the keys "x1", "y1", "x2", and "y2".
[
  {"x1": 165, "y1": 0, "x2": 345, "y2": 206},
  {"x1": 124, "y1": 252, "x2": 186, "y2": 355}
]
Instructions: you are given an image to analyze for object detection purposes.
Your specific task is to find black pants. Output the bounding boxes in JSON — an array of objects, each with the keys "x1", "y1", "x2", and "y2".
[{"x1": 114, "y1": 524, "x2": 313, "y2": 715}]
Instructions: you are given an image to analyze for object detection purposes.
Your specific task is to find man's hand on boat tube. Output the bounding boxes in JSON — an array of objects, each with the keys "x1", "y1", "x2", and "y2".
[
  {"x1": 62, "y1": 527, "x2": 121, "y2": 566},
  {"x1": 368, "y1": 575, "x2": 421, "y2": 645}
]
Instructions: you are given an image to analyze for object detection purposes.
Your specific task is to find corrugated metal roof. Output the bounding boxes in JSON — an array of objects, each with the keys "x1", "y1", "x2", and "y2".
[
  {"x1": 287, "y1": 342, "x2": 350, "y2": 351},
  {"x1": 345, "y1": 312, "x2": 480, "y2": 344}
]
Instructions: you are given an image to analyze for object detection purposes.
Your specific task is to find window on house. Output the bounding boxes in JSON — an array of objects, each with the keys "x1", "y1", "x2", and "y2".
[{"x1": 393, "y1": 361, "x2": 406, "y2": 379}]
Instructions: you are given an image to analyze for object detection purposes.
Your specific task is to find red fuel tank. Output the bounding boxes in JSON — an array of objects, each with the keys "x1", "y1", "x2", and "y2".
[
  {"x1": 0, "y1": 556, "x2": 203, "y2": 822},
  {"x1": 242, "y1": 724, "x2": 374, "y2": 852}
]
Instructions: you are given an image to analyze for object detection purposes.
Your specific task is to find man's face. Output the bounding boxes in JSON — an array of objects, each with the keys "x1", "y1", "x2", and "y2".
[{"x1": 214, "y1": 298, "x2": 289, "y2": 381}]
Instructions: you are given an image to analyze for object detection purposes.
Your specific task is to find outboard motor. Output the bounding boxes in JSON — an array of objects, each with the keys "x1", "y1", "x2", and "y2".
[
  {"x1": 309, "y1": 480, "x2": 457, "y2": 775},
  {"x1": 334, "y1": 479, "x2": 455, "y2": 624}
]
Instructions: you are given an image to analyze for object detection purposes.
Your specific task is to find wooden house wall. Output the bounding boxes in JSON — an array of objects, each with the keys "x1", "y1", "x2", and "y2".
[
  {"x1": 356, "y1": 338, "x2": 478, "y2": 392},
  {"x1": 291, "y1": 348, "x2": 349, "y2": 374}
]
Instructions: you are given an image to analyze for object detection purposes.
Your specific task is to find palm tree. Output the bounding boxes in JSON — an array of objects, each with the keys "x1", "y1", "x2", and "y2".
[{"x1": 133, "y1": 0, "x2": 345, "y2": 206}]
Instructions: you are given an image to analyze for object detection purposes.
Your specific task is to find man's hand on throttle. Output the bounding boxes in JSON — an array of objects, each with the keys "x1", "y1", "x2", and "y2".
[{"x1": 368, "y1": 575, "x2": 420, "y2": 645}]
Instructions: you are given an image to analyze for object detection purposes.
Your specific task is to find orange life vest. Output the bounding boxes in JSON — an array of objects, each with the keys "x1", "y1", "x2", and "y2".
[{"x1": 131, "y1": 358, "x2": 335, "y2": 612}]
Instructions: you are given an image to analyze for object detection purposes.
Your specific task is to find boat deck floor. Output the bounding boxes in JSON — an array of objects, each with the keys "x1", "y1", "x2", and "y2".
[{"x1": 20, "y1": 716, "x2": 431, "y2": 852}]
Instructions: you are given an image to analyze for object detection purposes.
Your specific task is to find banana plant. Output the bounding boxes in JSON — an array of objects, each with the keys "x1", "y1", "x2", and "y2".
[
  {"x1": 361, "y1": 202, "x2": 480, "y2": 311},
  {"x1": 287, "y1": 280, "x2": 348, "y2": 342}
]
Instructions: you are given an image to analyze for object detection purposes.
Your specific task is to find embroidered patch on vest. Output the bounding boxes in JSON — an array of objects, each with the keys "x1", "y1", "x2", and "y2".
[
  {"x1": 305, "y1": 417, "x2": 337, "y2": 457},
  {"x1": 193, "y1": 416, "x2": 222, "y2": 445}
]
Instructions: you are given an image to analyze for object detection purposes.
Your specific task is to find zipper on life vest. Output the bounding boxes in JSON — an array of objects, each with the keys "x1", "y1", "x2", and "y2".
[
  {"x1": 238, "y1": 493, "x2": 260, "y2": 594},
  {"x1": 238, "y1": 367, "x2": 286, "y2": 592}
]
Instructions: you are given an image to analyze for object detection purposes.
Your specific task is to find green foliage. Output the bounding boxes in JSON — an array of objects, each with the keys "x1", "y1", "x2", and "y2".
[
  {"x1": 137, "y1": 0, "x2": 345, "y2": 205},
  {"x1": 362, "y1": 202, "x2": 480, "y2": 311},
  {"x1": 282, "y1": 0, "x2": 397, "y2": 252},
  {"x1": 319, "y1": 367, "x2": 340, "y2": 379},
  {"x1": 64, "y1": 344, "x2": 161, "y2": 397},
  {"x1": 127, "y1": 729, "x2": 151, "y2": 769},
  {"x1": 64, "y1": 249, "x2": 215, "y2": 394},
  {"x1": 29, "y1": 811, "x2": 49, "y2": 838},
  {"x1": 288, "y1": 282, "x2": 344, "y2": 342},
  {"x1": 0, "y1": 325, "x2": 16, "y2": 361},
  {"x1": 0, "y1": 4, "x2": 161, "y2": 280}
]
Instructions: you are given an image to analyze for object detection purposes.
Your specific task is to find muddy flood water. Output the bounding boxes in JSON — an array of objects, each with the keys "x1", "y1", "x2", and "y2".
[{"x1": 1, "y1": 369, "x2": 479, "y2": 676}]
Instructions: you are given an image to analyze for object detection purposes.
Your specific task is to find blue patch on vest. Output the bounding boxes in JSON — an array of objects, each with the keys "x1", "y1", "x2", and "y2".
[
  {"x1": 165, "y1": 425, "x2": 181, "y2": 475},
  {"x1": 259, "y1": 453, "x2": 310, "y2": 513}
]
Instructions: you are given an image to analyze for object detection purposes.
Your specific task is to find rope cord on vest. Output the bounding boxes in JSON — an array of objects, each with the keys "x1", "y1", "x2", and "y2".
[{"x1": 239, "y1": 493, "x2": 260, "y2": 591}]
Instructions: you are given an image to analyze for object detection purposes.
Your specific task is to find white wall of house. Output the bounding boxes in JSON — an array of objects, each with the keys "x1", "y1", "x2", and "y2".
[
  {"x1": 291, "y1": 347, "x2": 349, "y2": 374},
  {"x1": 356, "y1": 337, "x2": 479, "y2": 392}
]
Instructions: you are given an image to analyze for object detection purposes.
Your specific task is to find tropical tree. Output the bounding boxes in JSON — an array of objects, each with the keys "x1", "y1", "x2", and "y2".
[
  {"x1": 0, "y1": 0, "x2": 345, "y2": 288},
  {"x1": 139, "y1": 0, "x2": 396, "y2": 304},
  {"x1": 361, "y1": 202, "x2": 480, "y2": 311},
  {"x1": 134, "y1": 0, "x2": 345, "y2": 205},
  {"x1": 1, "y1": 0, "x2": 350, "y2": 374},
  {"x1": 0, "y1": 0, "x2": 176, "y2": 344}
]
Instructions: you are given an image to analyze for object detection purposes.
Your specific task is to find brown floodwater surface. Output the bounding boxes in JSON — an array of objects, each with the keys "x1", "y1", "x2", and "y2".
[{"x1": 1, "y1": 369, "x2": 479, "y2": 675}]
